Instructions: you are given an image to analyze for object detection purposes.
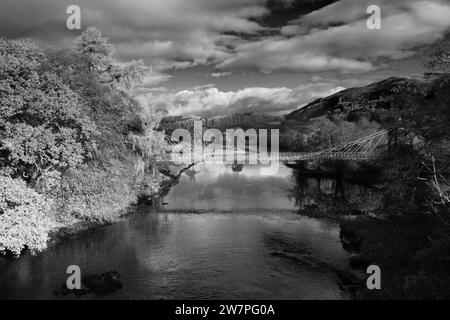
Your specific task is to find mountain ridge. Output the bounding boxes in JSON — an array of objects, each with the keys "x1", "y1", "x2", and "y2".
[{"x1": 286, "y1": 74, "x2": 450, "y2": 122}]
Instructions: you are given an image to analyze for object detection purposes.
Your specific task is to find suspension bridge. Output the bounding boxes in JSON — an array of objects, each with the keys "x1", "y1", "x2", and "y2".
[{"x1": 155, "y1": 129, "x2": 391, "y2": 164}]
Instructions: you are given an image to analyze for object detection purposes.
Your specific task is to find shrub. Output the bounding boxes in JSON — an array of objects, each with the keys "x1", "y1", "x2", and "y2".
[
  {"x1": 55, "y1": 160, "x2": 138, "y2": 223},
  {"x1": 0, "y1": 175, "x2": 54, "y2": 256}
]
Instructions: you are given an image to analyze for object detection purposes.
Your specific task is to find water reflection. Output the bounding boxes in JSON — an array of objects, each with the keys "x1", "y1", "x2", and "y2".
[
  {"x1": 0, "y1": 162, "x2": 357, "y2": 300},
  {"x1": 288, "y1": 163, "x2": 383, "y2": 215},
  {"x1": 164, "y1": 163, "x2": 295, "y2": 211}
]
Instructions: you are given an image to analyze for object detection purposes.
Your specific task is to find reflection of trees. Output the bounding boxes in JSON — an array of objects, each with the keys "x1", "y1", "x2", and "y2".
[
  {"x1": 288, "y1": 161, "x2": 383, "y2": 214},
  {"x1": 288, "y1": 170, "x2": 340, "y2": 211},
  {"x1": 185, "y1": 168, "x2": 198, "y2": 181},
  {"x1": 231, "y1": 162, "x2": 244, "y2": 172}
]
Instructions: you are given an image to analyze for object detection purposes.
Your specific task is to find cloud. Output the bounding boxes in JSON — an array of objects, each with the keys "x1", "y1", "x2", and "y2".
[
  {"x1": 0, "y1": 0, "x2": 270, "y2": 68},
  {"x1": 217, "y1": 0, "x2": 450, "y2": 73},
  {"x1": 1, "y1": 0, "x2": 449, "y2": 86},
  {"x1": 130, "y1": 70, "x2": 173, "y2": 95},
  {"x1": 143, "y1": 82, "x2": 345, "y2": 117},
  {"x1": 210, "y1": 72, "x2": 232, "y2": 78}
]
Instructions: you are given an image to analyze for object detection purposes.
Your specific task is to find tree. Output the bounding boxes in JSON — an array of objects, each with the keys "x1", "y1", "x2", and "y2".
[
  {"x1": 74, "y1": 27, "x2": 148, "y2": 88},
  {"x1": 0, "y1": 38, "x2": 98, "y2": 184},
  {"x1": 282, "y1": 116, "x2": 379, "y2": 152},
  {"x1": 0, "y1": 27, "x2": 165, "y2": 256},
  {"x1": 425, "y1": 35, "x2": 450, "y2": 73},
  {"x1": 0, "y1": 175, "x2": 54, "y2": 256}
]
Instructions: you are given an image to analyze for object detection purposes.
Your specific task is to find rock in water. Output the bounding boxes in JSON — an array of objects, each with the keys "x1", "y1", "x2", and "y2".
[
  {"x1": 82, "y1": 271, "x2": 123, "y2": 295},
  {"x1": 53, "y1": 284, "x2": 90, "y2": 297},
  {"x1": 340, "y1": 225, "x2": 362, "y2": 252}
]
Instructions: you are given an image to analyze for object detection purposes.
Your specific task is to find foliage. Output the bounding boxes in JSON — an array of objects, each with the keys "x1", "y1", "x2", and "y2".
[
  {"x1": 0, "y1": 27, "x2": 163, "y2": 255},
  {"x1": 129, "y1": 115, "x2": 166, "y2": 162},
  {"x1": 284, "y1": 70, "x2": 450, "y2": 299},
  {"x1": 74, "y1": 26, "x2": 148, "y2": 89},
  {"x1": 55, "y1": 161, "x2": 136, "y2": 223},
  {"x1": 282, "y1": 116, "x2": 379, "y2": 151},
  {"x1": 352, "y1": 74, "x2": 450, "y2": 299},
  {"x1": 0, "y1": 175, "x2": 54, "y2": 256},
  {"x1": 0, "y1": 37, "x2": 98, "y2": 183}
]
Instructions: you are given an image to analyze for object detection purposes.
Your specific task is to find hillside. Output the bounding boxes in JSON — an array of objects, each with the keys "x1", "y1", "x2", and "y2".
[{"x1": 286, "y1": 74, "x2": 450, "y2": 124}]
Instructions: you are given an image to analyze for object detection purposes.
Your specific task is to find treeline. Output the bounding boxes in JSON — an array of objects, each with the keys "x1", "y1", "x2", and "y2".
[
  {"x1": 160, "y1": 113, "x2": 283, "y2": 130},
  {"x1": 281, "y1": 116, "x2": 381, "y2": 152},
  {"x1": 0, "y1": 27, "x2": 164, "y2": 256}
]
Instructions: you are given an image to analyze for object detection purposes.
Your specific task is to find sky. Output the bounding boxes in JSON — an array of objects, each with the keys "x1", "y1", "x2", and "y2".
[{"x1": 1, "y1": 0, "x2": 449, "y2": 117}]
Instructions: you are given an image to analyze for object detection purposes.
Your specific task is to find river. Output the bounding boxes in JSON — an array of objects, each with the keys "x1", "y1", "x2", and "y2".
[{"x1": 0, "y1": 163, "x2": 355, "y2": 300}]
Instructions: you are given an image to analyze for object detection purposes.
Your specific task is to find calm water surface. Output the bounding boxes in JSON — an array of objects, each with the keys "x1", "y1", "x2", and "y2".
[{"x1": 0, "y1": 163, "x2": 352, "y2": 299}]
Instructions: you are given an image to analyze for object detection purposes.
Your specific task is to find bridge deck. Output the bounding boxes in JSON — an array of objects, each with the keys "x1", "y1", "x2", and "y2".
[{"x1": 156, "y1": 151, "x2": 376, "y2": 163}]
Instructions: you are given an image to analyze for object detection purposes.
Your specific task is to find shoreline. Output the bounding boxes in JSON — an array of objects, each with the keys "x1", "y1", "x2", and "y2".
[{"x1": 46, "y1": 164, "x2": 190, "y2": 246}]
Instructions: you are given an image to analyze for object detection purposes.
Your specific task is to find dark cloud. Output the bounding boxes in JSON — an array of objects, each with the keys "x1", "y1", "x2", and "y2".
[
  {"x1": 256, "y1": 0, "x2": 338, "y2": 28},
  {"x1": 217, "y1": 0, "x2": 450, "y2": 73}
]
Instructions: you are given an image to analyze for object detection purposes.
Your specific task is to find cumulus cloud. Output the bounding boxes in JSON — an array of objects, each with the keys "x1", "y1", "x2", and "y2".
[
  {"x1": 217, "y1": 0, "x2": 450, "y2": 73},
  {"x1": 143, "y1": 82, "x2": 345, "y2": 117}
]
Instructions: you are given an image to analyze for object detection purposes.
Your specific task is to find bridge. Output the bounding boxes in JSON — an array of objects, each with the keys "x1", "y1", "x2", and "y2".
[{"x1": 155, "y1": 129, "x2": 390, "y2": 164}]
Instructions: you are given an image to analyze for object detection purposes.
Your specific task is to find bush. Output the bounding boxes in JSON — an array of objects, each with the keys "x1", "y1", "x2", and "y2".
[
  {"x1": 0, "y1": 175, "x2": 54, "y2": 256},
  {"x1": 55, "y1": 160, "x2": 138, "y2": 223}
]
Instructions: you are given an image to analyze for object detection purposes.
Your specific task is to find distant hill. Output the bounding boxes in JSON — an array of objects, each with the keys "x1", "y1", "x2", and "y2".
[{"x1": 286, "y1": 74, "x2": 450, "y2": 123}]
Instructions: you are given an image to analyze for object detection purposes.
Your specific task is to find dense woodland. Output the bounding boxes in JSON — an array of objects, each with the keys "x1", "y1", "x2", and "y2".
[{"x1": 0, "y1": 27, "x2": 165, "y2": 256}]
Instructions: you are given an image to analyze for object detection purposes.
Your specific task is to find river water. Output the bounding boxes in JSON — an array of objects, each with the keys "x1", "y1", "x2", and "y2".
[{"x1": 0, "y1": 163, "x2": 354, "y2": 300}]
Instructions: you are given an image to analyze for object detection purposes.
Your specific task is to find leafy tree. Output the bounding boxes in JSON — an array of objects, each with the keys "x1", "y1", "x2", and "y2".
[
  {"x1": 0, "y1": 38, "x2": 97, "y2": 184},
  {"x1": 74, "y1": 26, "x2": 148, "y2": 89},
  {"x1": 0, "y1": 27, "x2": 163, "y2": 255},
  {"x1": 0, "y1": 175, "x2": 54, "y2": 256}
]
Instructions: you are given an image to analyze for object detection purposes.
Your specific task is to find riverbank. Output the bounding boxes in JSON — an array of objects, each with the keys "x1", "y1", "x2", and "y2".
[
  {"x1": 45, "y1": 161, "x2": 196, "y2": 248},
  {"x1": 48, "y1": 205, "x2": 140, "y2": 245},
  {"x1": 300, "y1": 201, "x2": 446, "y2": 299},
  {"x1": 4, "y1": 158, "x2": 439, "y2": 300}
]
